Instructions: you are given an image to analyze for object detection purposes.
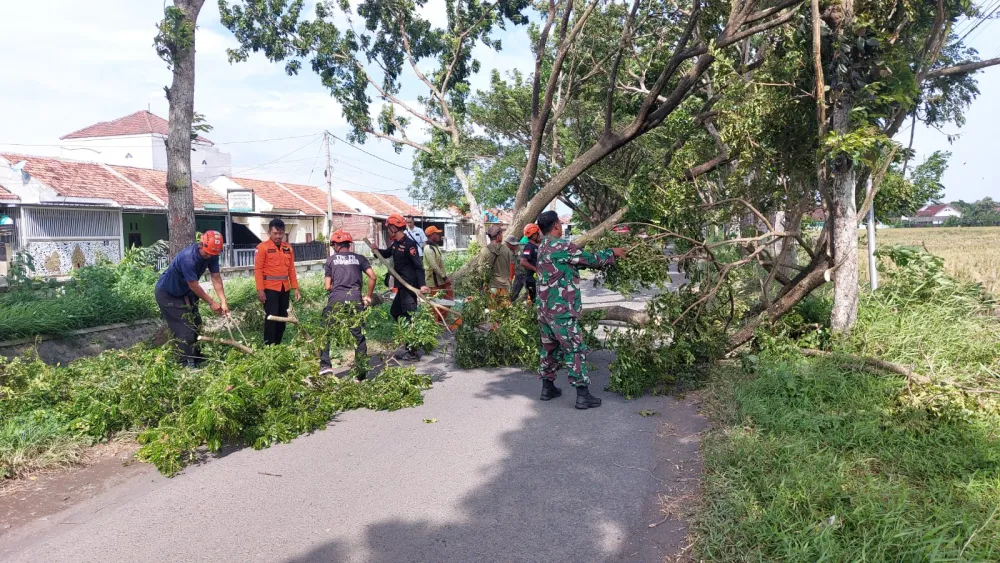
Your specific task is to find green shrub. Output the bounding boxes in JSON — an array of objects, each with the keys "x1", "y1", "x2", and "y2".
[
  {"x1": 604, "y1": 290, "x2": 727, "y2": 398},
  {"x1": 455, "y1": 294, "x2": 540, "y2": 370},
  {"x1": 0, "y1": 255, "x2": 159, "y2": 340}
]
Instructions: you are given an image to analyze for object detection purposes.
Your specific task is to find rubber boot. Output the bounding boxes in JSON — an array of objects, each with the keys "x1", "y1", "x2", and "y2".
[
  {"x1": 575, "y1": 385, "x2": 602, "y2": 410},
  {"x1": 540, "y1": 378, "x2": 562, "y2": 401}
]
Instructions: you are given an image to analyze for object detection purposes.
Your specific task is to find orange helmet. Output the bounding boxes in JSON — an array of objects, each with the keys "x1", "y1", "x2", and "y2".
[
  {"x1": 424, "y1": 226, "x2": 443, "y2": 236},
  {"x1": 523, "y1": 224, "x2": 540, "y2": 238},
  {"x1": 330, "y1": 230, "x2": 353, "y2": 244},
  {"x1": 200, "y1": 230, "x2": 224, "y2": 256},
  {"x1": 386, "y1": 214, "x2": 406, "y2": 228}
]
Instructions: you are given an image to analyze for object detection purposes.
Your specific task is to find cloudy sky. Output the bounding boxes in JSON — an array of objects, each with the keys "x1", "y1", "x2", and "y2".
[{"x1": 0, "y1": 1, "x2": 996, "y2": 205}]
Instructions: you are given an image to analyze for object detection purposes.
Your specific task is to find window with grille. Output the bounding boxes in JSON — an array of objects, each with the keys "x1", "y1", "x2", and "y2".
[{"x1": 22, "y1": 207, "x2": 121, "y2": 240}]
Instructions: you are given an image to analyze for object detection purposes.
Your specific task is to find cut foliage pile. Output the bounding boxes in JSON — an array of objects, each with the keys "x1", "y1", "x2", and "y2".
[{"x1": 0, "y1": 344, "x2": 430, "y2": 478}]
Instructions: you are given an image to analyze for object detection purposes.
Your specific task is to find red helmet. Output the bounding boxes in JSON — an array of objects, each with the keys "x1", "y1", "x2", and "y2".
[
  {"x1": 200, "y1": 230, "x2": 224, "y2": 256},
  {"x1": 386, "y1": 214, "x2": 406, "y2": 228},
  {"x1": 330, "y1": 230, "x2": 353, "y2": 244}
]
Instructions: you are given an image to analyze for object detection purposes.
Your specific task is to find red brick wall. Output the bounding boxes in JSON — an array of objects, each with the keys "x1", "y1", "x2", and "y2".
[{"x1": 331, "y1": 213, "x2": 376, "y2": 243}]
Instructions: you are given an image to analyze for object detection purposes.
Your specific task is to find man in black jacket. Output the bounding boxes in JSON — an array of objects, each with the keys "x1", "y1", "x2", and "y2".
[{"x1": 375, "y1": 213, "x2": 430, "y2": 361}]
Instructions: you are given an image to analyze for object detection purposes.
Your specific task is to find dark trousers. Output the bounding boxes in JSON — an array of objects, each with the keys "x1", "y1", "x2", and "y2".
[
  {"x1": 319, "y1": 301, "x2": 367, "y2": 376},
  {"x1": 511, "y1": 275, "x2": 536, "y2": 303},
  {"x1": 155, "y1": 288, "x2": 203, "y2": 362},
  {"x1": 390, "y1": 287, "x2": 418, "y2": 321},
  {"x1": 391, "y1": 287, "x2": 420, "y2": 355},
  {"x1": 263, "y1": 289, "x2": 290, "y2": 345}
]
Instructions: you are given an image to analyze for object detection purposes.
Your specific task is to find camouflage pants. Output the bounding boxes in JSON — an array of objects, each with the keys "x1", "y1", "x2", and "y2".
[{"x1": 538, "y1": 317, "x2": 589, "y2": 387}]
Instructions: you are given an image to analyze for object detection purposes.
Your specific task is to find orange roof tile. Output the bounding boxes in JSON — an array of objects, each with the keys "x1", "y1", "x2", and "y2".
[
  {"x1": 278, "y1": 181, "x2": 354, "y2": 214},
  {"x1": 1, "y1": 153, "x2": 161, "y2": 208},
  {"x1": 61, "y1": 110, "x2": 213, "y2": 144},
  {"x1": 226, "y1": 177, "x2": 325, "y2": 215},
  {"x1": 342, "y1": 190, "x2": 421, "y2": 216},
  {"x1": 108, "y1": 165, "x2": 225, "y2": 210},
  {"x1": 0, "y1": 184, "x2": 18, "y2": 201}
]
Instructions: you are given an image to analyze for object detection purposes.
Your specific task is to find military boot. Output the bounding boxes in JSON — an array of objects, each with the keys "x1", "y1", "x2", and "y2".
[
  {"x1": 540, "y1": 379, "x2": 562, "y2": 401},
  {"x1": 575, "y1": 386, "x2": 602, "y2": 409}
]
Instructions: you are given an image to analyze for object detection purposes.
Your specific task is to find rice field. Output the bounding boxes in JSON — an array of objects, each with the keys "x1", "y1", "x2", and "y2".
[{"x1": 860, "y1": 226, "x2": 1000, "y2": 294}]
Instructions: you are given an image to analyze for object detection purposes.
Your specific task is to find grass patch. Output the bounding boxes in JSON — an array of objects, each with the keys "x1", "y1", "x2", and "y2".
[
  {"x1": 0, "y1": 261, "x2": 159, "y2": 341},
  {"x1": 0, "y1": 413, "x2": 90, "y2": 479},
  {"x1": 697, "y1": 358, "x2": 1000, "y2": 561}
]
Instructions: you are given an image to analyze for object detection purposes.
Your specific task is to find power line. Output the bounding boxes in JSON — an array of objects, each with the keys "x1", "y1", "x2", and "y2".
[
  {"x1": 233, "y1": 136, "x2": 322, "y2": 175},
  {"x1": 334, "y1": 159, "x2": 411, "y2": 185},
  {"x1": 214, "y1": 133, "x2": 319, "y2": 146},
  {"x1": 958, "y1": 1, "x2": 1000, "y2": 44},
  {"x1": 329, "y1": 134, "x2": 414, "y2": 171},
  {"x1": 331, "y1": 173, "x2": 409, "y2": 193},
  {"x1": 306, "y1": 139, "x2": 325, "y2": 185},
  {"x1": 230, "y1": 156, "x2": 320, "y2": 171},
  {"x1": 953, "y1": 0, "x2": 1000, "y2": 37},
  {"x1": 0, "y1": 133, "x2": 321, "y2": 150}
]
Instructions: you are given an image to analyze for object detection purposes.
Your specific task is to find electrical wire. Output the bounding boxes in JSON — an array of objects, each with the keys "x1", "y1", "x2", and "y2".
[
  {"x1": 334, "y1": 159, "x2": 410, "y2": 185},
  {"x1": 305, "y1": 140, "x2": 325, "y2": 186},
  {"x1": 958, "y1": 1, "x2": 1000, "y2": 44},
  {"x1": 0, "y1": 133, "x2": 321, "y2": 150},
  {"x1": 953, "y1": 0, "x2": 999, "y2": 37},
  {"x1": 232, "y1": 136, "x2": 322, "y2": 175},
  {"x1": 329, "y1": 134, "x2": 414, "y2": 171}
]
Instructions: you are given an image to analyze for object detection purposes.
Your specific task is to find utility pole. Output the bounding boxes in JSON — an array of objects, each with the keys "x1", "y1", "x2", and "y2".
[
  {"x1": 866, "y1": 175, "x2": 878, "y2": 291},
  {"x1": 324, "y1": 131, "x2": 333, "y2": 238}
]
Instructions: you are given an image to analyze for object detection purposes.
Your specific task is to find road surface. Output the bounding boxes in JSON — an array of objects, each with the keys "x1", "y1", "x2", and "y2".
[{"x1": 1, "y1": 285, "x2": 704, "y2": 563}]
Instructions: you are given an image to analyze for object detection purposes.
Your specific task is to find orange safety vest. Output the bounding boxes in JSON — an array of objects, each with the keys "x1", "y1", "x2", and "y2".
[{"x1": 254, "y1": 239, "x2": 298, "y2": 292}]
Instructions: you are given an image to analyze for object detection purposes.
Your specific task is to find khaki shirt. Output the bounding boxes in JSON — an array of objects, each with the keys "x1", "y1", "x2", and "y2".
[
  {"x1": 424, "y1": 243, "x2": 447, "y2": 287},
  {"x1": 487, "y1": 242, "x2": 514, "y2": 290}
]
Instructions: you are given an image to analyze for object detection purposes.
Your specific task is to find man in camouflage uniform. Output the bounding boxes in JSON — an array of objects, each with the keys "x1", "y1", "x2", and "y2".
[{"x1": 534, "y1": 210, "x2": 626, "y2": 409}]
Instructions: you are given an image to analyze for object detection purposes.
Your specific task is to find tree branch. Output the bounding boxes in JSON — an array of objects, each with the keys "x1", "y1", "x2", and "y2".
[
  {"x1": 571, "y1": 205, "x2": 629, "y2": 247},
  {"x1": 799, "y1": 348, "x2": 931, "y2": 385},
  {"x1": 364, "y1": 128, "x2": 433, "y2": 154},
  {"x1": 604, "y1": 0, "x2": 642, "y2": 135},
  {"x1": 925, "y1": 57, "x2": 1000, "y2": 78},
  {"x1": 516, "y1": 0, "x2": 600, "y2": 210}
]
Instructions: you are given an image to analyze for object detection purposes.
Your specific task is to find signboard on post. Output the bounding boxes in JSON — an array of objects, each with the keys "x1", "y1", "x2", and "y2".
[{"x1": 227, "y1": 190, "x2": 255, "y2": 213}]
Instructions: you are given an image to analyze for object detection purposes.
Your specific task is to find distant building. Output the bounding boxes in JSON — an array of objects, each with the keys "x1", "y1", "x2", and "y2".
[
  {"x1": 59, "y1": 110, "x2": 232, "y2": 185},
  {"x1": 0, "y1": 153, "x2": 229, "y2": 276},
  {"x1": 905, "y1": 204, "x2": 962, "y2": 226}
]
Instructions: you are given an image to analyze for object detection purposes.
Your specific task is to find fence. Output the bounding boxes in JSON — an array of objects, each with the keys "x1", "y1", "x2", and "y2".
[
  {"x1": 155, "y1": 242, "x2": 330, "y2": 271},
  {"x1": 290, "y1": 241, "x2": 328, "y2": 262}
]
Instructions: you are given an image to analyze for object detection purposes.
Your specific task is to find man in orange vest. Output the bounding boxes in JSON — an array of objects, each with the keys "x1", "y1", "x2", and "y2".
[{"x1": 255, "y1": 218, "x2": 301, "y2": 345}]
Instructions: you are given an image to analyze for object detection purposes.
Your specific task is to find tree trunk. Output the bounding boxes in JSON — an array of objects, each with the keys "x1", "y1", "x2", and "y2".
[
  {"x1": 830, "y1": 160, "x2": 858, "y2": 332},
  {"x1": 165, "y1": 0, "x2": 205, "y2": 259},
  {"x1": 454, "y1": 166, "x2": 485, "y2": 245},
  {"x1": 828, "y1": 62, "x2": 858, "y2": 331}
]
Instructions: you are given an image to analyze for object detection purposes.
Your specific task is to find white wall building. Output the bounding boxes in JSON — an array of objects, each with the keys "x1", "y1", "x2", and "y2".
[
  {"x1": 906, "y1": 204, "x2": 963, "y2": 226},
  {"x1": 59, "y1": 110, "x2": 232, "y2": 185}
]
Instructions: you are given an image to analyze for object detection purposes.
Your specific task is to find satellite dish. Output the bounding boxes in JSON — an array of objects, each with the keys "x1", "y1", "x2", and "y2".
[{"x1": 10, "y1": 160, "x2": 26, "y2": 171}]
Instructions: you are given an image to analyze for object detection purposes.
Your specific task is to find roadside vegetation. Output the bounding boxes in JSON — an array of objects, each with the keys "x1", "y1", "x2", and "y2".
[
  {"x1": 0, "y1": 248, "x2": 159, "y2": 341},
  {"x1": 694, "y1": 244, "x2": 1000, "y2": 560},
  {"x1": 0, "y1": 248, "x2": 462, "y2": 479},
  {"x1": 0, "y1": 246, "x2": 473, "y2": 342}
]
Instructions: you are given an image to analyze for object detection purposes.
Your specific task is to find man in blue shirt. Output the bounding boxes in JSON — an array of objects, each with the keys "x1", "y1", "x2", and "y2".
[
  {"x1": 155, "y1": 231, "x2": 230, "y2": 367},
  {"x1": 404, "y1": 216, "x2": 428, "y2": 257}
]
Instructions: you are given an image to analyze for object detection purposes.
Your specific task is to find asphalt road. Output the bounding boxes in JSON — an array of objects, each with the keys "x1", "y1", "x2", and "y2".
[{"x1": 1, "y1": 283, "x2": 705, "y2": 563}]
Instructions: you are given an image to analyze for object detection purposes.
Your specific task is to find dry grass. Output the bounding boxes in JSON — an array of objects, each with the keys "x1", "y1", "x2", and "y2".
[{"x1": 860, "y1": 226, "x2": 1000, "y2": 294}]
